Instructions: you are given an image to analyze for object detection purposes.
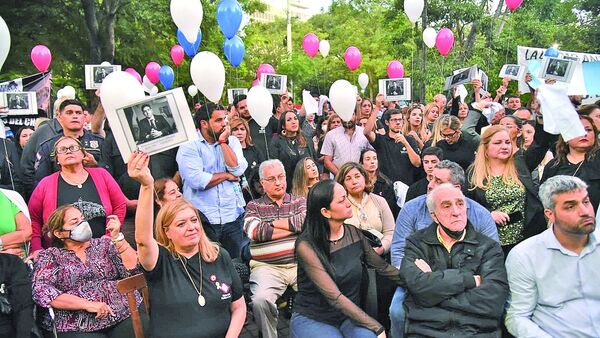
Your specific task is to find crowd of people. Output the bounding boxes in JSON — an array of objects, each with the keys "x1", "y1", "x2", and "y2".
[{"x1": 0, "y1": 72, "x2": 599, "y2": 338}]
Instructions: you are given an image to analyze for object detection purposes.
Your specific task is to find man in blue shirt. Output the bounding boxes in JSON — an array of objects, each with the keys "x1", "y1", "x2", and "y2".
[
  {"x1": 506, "y1": 176, "x2": 600, "y2": 338},
  {"x1": 177, "y1": 102, "x2": 248, "y2": 258},
  {"x1": 389, "y1": 160, "x2": 498, "y2": 338}
]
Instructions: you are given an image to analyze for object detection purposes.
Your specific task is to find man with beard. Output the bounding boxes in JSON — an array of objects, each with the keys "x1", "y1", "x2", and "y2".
[
  {"x1": 364, "y1": 108, "x2": 420, "y2": 185},
  {"x1": 176, "y1": 103, "x2": 248, "y2": 258},
  {"x1": 320, "y1": 112, "x2": 372, "y2": 176},
  {"x1": 505, "y1": 176, "x2": 600, "y2": 338}
]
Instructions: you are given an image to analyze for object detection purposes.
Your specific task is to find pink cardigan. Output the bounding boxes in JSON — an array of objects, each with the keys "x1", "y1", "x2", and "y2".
[{"x1": 28, "y1": 168, "x2": 127, "y2": 252}]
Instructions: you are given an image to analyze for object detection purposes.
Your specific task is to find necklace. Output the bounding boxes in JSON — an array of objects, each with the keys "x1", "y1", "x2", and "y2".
[
  {"x1": 179, "y1": 254, "x2": 205, "y2": 306},
  {"x1": 60, "y1": 172, "x2": 88, "y2": 189}
]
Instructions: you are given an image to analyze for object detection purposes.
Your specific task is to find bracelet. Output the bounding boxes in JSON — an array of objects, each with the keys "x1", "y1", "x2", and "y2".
[
  {"x1": 218, "y1": 139, "x2": 228, "y2": 145},
  {"x1": 112, "y1": 232, "x2": 125, "y2": 243}
]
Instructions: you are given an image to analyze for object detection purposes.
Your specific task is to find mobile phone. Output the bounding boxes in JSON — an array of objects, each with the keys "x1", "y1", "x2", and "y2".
[{"x1": 507, "y1": 211, "x2": 522, "y2": 223}]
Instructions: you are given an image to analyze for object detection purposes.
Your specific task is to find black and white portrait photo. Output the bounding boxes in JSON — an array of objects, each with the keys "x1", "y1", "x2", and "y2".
[
  {"x1": 85, "y1": 64, "x2": 122, "y2": 89},
  {"x1": 110, "y1": 88, "x2": 198, "y2": 161},
  {"x1": 444, "y1": 65, "x2": 477, "y2": 91},
  {"x1": 379, "y1": 78, "x2": 411, "y2": 101},
  {"x1": 499, "y1": 64, "x2": 524, "y2": 81},
  {"x1": 0, "y1": 92, "x2": 37, "y2": 115},
  {"x1": 540, "y1": 57, "x2": 575, "y2": 83},
  {"x1": 260, "y1": 73, "x2": 287, "y2": 94},
  {"x1": 227, "y1": 88, "x2": 248, "y2": 105}
]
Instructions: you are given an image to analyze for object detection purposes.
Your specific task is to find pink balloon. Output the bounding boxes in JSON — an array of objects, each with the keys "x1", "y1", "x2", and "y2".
[
  {"x1": 435, "y1": 28, "x2": 455, "y2": 57},
  {"x1": 30, "y1": 45, "x2": 52, "y2": 72},
  {"x1": 170, "y1": 45, "x2": 185, "y2": 66},
  {"x1": 505, "y1": 0, "x2": 524, "y2": 11},
  {"x1": 145, "y1": 62, "x2": 161, "y2": 84},
  {"x1": 252, "y1": 79, "x2": 260, "y2": 87},
  {"x1": 344, "y1": 46, "x2": 362, "y2": 71},
  {"x1": 124, "y1": 67, "x2": 142, "y2": 84},
  {"x1": 256, "y1": 64, "x2": 275, "y2": 81},
  {"x1": 387, "y1": 60, "x2": 404, "y2": 78},
  {"x1": 302, "y1": 33, "x2": 319, "y2": 58}
]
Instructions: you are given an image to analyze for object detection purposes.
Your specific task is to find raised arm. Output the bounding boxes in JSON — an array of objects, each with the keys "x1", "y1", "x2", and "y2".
[{"x1": 128, "y1": 152, "x2": 159, "y2": 271}]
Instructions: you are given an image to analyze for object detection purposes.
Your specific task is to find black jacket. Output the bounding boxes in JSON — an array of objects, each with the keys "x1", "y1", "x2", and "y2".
[
  {"x1": 0, "y1": 139, "x2": 23, "y2": 195},
  {"x1": 0, "y1": 253, "x2": 32, "y2": 338},
  {"x1": 400, "y1": 223, "x2": 508, "y2": 337}
]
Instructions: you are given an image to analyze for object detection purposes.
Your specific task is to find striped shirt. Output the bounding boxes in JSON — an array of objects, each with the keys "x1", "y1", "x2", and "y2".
[{"x1": 243, "y1": 193, "x2": 306, "y2": 264}]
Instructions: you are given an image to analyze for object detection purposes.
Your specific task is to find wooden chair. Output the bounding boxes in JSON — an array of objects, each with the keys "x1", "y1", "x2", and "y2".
[{"x1": 117, "y1": 273, "x2": 149, "y2": 338}]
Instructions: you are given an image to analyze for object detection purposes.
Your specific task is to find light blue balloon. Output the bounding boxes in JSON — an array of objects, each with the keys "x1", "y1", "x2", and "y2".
[
  {"x1": 159, "y1": 65, "x2": 174, "y2": 90},
  {"x1": 544, "y1": 47, "x2": 559, "y2": 58},
  {"x1": 216, "y1": 0, "x2": 243, "y2": 39},
  {"x1": 177, "y1": 29, "x2": 202, "y2": 57},
  {"x1": 223, "y1": 36, "x2": 245, "y2": 67}
]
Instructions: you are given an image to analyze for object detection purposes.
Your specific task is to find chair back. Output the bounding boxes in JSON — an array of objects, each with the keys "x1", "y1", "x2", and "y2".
[{"x1": 117, "y1": 273, "x2": 149, "y2": 338}]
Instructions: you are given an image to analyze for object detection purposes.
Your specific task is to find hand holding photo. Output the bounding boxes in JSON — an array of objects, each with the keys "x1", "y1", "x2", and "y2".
[
  {"x1": 499, "y1": 64, "x2": 525, "y2": 80},
  {"x1": 444, "y1": 65, "x2": 477, "y2": 90},
  {"x1": 539, "y1": 57, "x2": 575, "y2": 83}
]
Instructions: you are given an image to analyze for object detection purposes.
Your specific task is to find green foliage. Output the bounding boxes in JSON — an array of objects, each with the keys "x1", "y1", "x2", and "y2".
[{"x1": 0, "y1": 0, "x2": 598, "y2": 106}]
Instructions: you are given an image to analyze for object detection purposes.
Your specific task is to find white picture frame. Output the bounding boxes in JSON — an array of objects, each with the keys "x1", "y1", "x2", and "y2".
[
  {"x1": 539, "y1": 57, "x2": 575, "y2": 83},
  {"x1": 0, "y1": 91, "x2": 38, "y2": 115},
  {"x1": 227, "y1": 88, "x2": 248, "y2": 105},
  {"x1": 85, "y1": 64, "x2": 122, "y2": 90},
  {"x1": 378, "y1": 78, "x2": 411, "y2": 101},
  {"x1": 499, "y1": 64, "x2": 525, "y2": 81},
  {"x1": 260, "y1": 73, "x2": 287, "y2": 94},
  {"x1": 444, "y1": 65, "x2": 477, "y2": 90},
  {"x1": 107, "y1": 87, "x2": 197, "y2": 162}
]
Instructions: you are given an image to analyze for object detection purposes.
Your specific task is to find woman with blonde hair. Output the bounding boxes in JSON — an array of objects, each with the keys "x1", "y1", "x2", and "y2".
[
  {"x1": 291, "y1": 157, "x2": 320, "y2": 198},
  {"x1": 423, "y1": 103, "x2": 439, "y2": 131},
  {"x1": 402, "y1": 105, "x2": 430, "y2": 149},
  {"x1": 467, "y1": 125, "x2": 546, "y2": 255},
  {"x1": 129, "y1": 152, "x2": 245, "y2": 338}
]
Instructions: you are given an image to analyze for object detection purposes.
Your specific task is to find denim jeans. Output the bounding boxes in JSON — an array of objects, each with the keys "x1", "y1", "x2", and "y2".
[
  {"x1": 202, "y1": 214, "x2": 244, "y2": 259},
  {"x1": 290, "y1": 313, "x2": 376, "y2": 338},
  {"x1": 389, "y1": 287, "x2": 406, "y2": 338}
]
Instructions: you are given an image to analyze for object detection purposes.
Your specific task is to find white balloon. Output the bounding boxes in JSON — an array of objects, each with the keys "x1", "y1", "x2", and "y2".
[
  {"x1": 170, "y1": 0, "x2": 203, "y2": 43},
  {"x1": 62, "y1": 86, "x2": 76, "y2": 99},
  {"x1": 0, "y1": 16, "x2": 10, "y2": 72},
  {"x1": 423, "y1": 27, "x2": 437, "y2": 49},
  {"x1": 328, "y1": 80, "x2": 356, "y2": 122},
  {"x1": 190, "y1": 51, "x2": 225, "y2": 103},
  {"x1": 246, "y1": 86, "x2": 273, "y2": 128},
  {"x1": 142, "y1": 75, "x2": 153, "y2": 93},
  {"x1": 149, "y1": 86, "x2": 159, "y2": 96},
  {"x1": 56, "y1": 89, "x2": 65, "y2": 99},
  {"x1": 319, "y1": 40, "x2": 330, "y2": 58},
  {"x1": 100, "y1": 71, "x2": 146, "y2": 113},
  {"x1": 100, "y1": 61, "x2": 111, "y2": 66},
  {"x1": 404, "y1": 0, "x2": 424, "y2": 23},
  {"x1": 358, "y1": 73, "x2": 369, "y2": 90},
  {"x1": 188, "y1": 85, "x2": 198, "y2": 97}
]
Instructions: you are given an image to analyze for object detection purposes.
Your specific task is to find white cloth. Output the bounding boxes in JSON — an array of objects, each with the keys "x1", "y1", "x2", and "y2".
[
  {"x1": 537, "y1": 83, "x2": 585, "y2": 141},
  {"x1": 0, "y1": 188, "x2": 30, "y2": 221}
]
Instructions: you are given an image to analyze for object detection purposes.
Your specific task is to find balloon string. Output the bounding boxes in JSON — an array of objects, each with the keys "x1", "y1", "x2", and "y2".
[
  {"x1": 504, "y1": 25, "x2": 512, "y2": 65},
  {"x1": 263, "y1": 131, "x2": 270, "y2": 159}
]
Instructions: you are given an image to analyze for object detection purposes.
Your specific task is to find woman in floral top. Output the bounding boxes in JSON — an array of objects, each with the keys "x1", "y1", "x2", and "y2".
[{"x1": 32, "y1": 204, "x2": 140, "y2": 336}]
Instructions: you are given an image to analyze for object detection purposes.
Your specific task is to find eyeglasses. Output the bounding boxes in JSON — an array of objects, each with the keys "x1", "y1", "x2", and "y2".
[
  {"x1": 441, "y1": 130, "x2": 459, "y2": 139},
  {"x1": 55, "y1": 145, "x2": 81, "y2": 154},
  {"x1": 263, "y1": 174, "x2": 285, "y2": 184}
]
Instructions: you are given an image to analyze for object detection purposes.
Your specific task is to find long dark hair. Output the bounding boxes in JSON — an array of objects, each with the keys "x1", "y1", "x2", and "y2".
[
  {"x1": 554, "y1": 115, "x2": 599, "y2": 166},
  {"x1": 279, "y1": 110, "x2": 307, "y2": 147},
  {"x1": 298, "y1": 179, "x2": 336, "y2": 275}
]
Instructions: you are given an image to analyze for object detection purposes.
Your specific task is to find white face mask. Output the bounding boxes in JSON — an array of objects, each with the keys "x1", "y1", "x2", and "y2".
[
  {"x1": 66, "y1": 221, "x2": 93, "y2": 242},
  {"x1": 321, "y1": 125, "x2": 328, "y2": 132}
]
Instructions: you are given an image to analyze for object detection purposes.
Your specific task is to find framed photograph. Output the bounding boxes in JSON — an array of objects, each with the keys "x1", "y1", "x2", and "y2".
[
  {"x1": 378, "y1": 78, "x2": 411, "y2": 101},
  {"x1": 0, "y1": 92, "x2": 38, "y2": 115},
  {"x1": 444, "y1": 66, "x2": 477, "y2": 90},
  {"x1": 499, "y1": 64, "x2": 525, "y2": 81},
  {"x1": 539, "y1": 57, "x2": 575, "y2": 83},
  {"x1": 106, "y1": 87, "x2": 197, "y2": 162},
  {"x1": 227, "y1": 88, "x2": 248, "y2": 105},
  {"x1": 479, "y1": 69, "x2": 489, "y2": 92},
  {"x1": 85, "y1": 64, "x2": 122, "y2": 90},
  {"x1": 260, "y1": 73, "x2": 287, "y2": 94}
]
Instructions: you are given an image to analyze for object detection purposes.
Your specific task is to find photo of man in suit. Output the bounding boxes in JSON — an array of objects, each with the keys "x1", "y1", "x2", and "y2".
[
  {"x1": 266, "y1": 75, "x2": 281, "y2": 90},
  {"x1": 547, "y1": 59, "x2": 568, "y2": 77},
  {"x1": 7, "y1": 93, "x2": 28, "y2": 110},
  {"x1": 387, "y1": 80, "x2": 403, "y2": 96},
  {"x1": 94, "y1": 66, "x2": 114, "y2": 84},
  {"x1": 137, "y1": 104, "x2": 174, "y2": 143}
]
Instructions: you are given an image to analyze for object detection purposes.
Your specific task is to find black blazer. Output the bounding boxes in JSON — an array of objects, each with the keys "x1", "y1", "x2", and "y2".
[{"x1": 138, "y1": 115, "x2": 173, "y2": 142}]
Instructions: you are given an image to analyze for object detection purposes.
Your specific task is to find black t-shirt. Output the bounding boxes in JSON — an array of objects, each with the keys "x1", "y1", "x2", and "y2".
[
  {"x1": 57, "y1": 175, "x2": 106, "y2": 238},
  {"x1": 372, "y1": 133, "x2": 420, "y2": 185},
  {"x1": 143, "y1": 246, "x2": 243, "y2": 338},
  {"x1": 405, "y1": 177, "x2": 428, "y2": 203},
  {"x1": 430, "y1": 137, "x2": 476, "y2": 172},
  {"x1": 247, "y1": 117, "x2": 277, "y2": 160}
]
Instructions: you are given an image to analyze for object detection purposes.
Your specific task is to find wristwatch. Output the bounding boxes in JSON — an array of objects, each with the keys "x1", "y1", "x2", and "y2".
[{"x1": 112, "y1": 232, "x2": 125, "y2": 243}]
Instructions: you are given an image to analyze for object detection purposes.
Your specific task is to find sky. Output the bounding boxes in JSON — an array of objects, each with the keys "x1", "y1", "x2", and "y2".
[{"x1": 302, "y1": 0, "x2": 333, "y2": 15}]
